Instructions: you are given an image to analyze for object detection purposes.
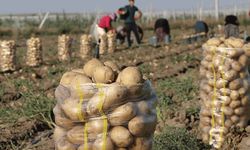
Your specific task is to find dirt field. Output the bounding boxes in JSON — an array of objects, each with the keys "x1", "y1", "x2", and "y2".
[{"x1": 0, "y1": 26, "x2": 250, "y2": 150}]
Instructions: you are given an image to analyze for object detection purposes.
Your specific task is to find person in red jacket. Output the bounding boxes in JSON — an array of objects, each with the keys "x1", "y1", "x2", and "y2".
[{"x1": 93, "y1": 13, "x2": 117, "y2": 41}]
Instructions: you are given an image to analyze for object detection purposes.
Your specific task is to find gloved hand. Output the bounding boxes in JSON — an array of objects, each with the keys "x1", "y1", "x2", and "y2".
[
  {"x1": 118, "y1": 10, "x2": 122, "y2": 15},
  {"x1": 134, "y1": 17, "x2": 139, "y2": 20}
]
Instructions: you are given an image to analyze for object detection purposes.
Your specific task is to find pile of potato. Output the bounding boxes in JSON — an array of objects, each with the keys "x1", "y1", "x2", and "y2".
[
  {"x1": 80, "y1": 34, "x2": 92, "y2": 59},
  {"x1": 26, "y1": 37, "x2": 42, "y2": 67},
  {"x1": 0, "y1": 40, "x2": 16, "y2": 72},
  {"x1": 99, "y1": 34, "x2": 107, "y2": 55},
  {"x1": 58, "y1": 34, "x2": 72, "y2": 62},
  {"x1": 53, "y1": 59, "x2": 158, "y2": 150},
  {"x1": 199, "y1": 37, "x2": 250, "y2": 149},
  {"x1": 107, "y1": 30, "x2": 116, "y2": 53}
]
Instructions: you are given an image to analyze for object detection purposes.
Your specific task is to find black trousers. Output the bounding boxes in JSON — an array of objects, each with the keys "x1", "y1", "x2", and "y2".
[{"x1": 125, "y1": 23, "x2": 141, "y2": 47}]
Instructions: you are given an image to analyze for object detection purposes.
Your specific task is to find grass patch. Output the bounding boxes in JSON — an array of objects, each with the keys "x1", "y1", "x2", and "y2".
[{"x1": 153, "y1": 126, "x2": 212, "y2": 150}]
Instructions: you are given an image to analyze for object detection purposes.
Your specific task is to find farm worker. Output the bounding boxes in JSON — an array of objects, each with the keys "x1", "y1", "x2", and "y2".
[
  {"x1": 154, "y1": 18, "x2": 170, "y2": 42},
  {"x1": 224, "y1": 15, "x2": 239, "y2": 38},
  {"x1": 118, "y1": 0, "x2": 142, "y2": 48},
  {"x1": 93, "y1": 13, "x2": 117, "y2": 42},
  {"x1": 194, "y1": 21, "x2": 209, "y2": 36},
  {"x1": 116, "y1": 25, "x2": 143, "y2": 43}
]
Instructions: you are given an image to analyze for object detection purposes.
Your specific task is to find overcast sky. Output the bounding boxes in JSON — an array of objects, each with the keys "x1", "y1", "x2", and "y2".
[{"x1": 0, "y1": 0, "x2": 247, "y2": 14}]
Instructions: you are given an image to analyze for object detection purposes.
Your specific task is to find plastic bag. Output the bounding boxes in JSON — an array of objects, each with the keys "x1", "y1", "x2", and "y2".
[
  {"x1": 0, "y1": 40, "x2": 16, "y2": 72},
  {"x1": 26, "y1": 37, "x2": 42, "y2": 67},
  {"x1": 53, "y1": 79, "x2": 158, "y2": 150},
  {"x1": 199, "y1": 45, "x2": 250, "y2": 149},
  {"x1": 80, "y1": 34, "x2": 92, "y2": 59},
  {"x1": 58, "y1": 35, "x2": 72, "y2": 62}
]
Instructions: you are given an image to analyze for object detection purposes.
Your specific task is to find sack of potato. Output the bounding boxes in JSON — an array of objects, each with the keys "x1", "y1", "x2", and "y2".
[
  {"x1": 0, "y1": 40, "x2": 16, "y2": 72},
  {"x1": 80, "y1": 34, "x2": 92, "y2": 59},
  {"x1": 26, "y1": 37, "x2": 43, "y2": 67},
  {"x1": 99, "y1": 34, "x2": 107, "y2": 55},
  {"x1": 58, "y1": 34, "x2": 72, "y2": 62},
  {"x1": 107, "y1": 30, "x2": 116, "y2": 53},
  {"x1": 53, "y1": 59, "x2": 158, "y2": 150},
  {"x1": 199, "y1": 37, "x2": 250, "y2": 149}
]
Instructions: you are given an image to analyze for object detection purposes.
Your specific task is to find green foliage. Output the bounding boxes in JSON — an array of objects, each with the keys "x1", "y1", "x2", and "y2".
[{"x1": 153, "y1": 126, "x2": 212, "y2": 150}]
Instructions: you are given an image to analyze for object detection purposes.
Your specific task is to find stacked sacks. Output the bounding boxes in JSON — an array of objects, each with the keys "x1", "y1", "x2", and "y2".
[
  {"x1": 80, "y1": 34, "x2": 92, "y2": 58},
  {"x1": 99, "y1": 34, "x2": 107, "y2": 55},
  {"x1": 107, "y1": 30, "x2": 116, "y2": 53},
  {"x1": 0, "y1": 40, "x2": 16, "y2": 72},
  {"x1": 26, "y1": 37, "x2": 43, "y2": 67},
  {"x1": 53, "y1": 59, "x2": 158, "y2": 150},
  {"x1": 199, "y1": 37, "x2": 250, "y2": 149},
  {"x1": 58, "y1": 35, "x2": 72, "y2": 62}
]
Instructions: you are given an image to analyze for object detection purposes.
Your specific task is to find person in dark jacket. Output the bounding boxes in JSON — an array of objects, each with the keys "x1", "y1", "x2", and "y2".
[
  {"x1": 154, "y1": 18, "x2": 170, "y2": 42},
  {"x1": 118, "y1": 0, "x2": 142, "y2": 48},
  {"x1": 194, "y1": 21, "x2": 209, "y2": 34},
  {"x1": 224, "y1": 15, "x2": 239, "y2": 38}
]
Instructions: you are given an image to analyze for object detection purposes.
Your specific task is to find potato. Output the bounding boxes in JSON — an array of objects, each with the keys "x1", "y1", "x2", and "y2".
[
  {"x1": 213, "y1": 55, "x2": 222, "y2": 69},
  {"x1": 242, "y1": 79, "x2": 250, "y2": 91},
  {"x1": 223, "y1": 107, "x2": 234, "y2": 116},
  {"x1": 224, "y1": 70, "x2": 238, "y2": 81},
  {"x1": 219, "y1": 88, "x2": 231, "y2": 96},
  {"x1": 202, "y1": 134, "x2": 209, "y2": 143},
  {"x1": 54, "y1": 104, "x2": 75, "y2": 129},
  {"x1": 209, "y1": 126, "x2": 229, "y2": 135},
  {"x1": 228, "y1": 49, "x2": 244, "y2": 58},
  {"x1": 56, "y1": 136, "x2": 77, "y2": 150},
  {"x1": 205, "y1": 71, "x2": 213, "y2": 79},
  {"x1": 208, "y1": 91, "x2": 221, "y2": 99},
  {"x1": 220, "y1": 96, "x2": 232, "y2": 106},
  {"x1": 231, "y1": 61, "x2": 244, "y2": 71},
  {"x1": 213, "y1": 135, "x2": 225, "y2": 145},
  {"x1": 238, "y1": 88, "x2": 246, "y2": 98},
  {"x1": 231, "y1": 40, "x2": 244, "y2": 48},
  {"x1": 109, "y1": 102, "x2": 136, "y2": 126},
  {"x1": 230, "y1": 100, "x2": 242, "y2": 109},
  {"x1": 218, "y1": 63, "x2": 231, "y2": 73},
  {"x1": 116, "y1": 72, "x2": 121, "y2": 82},
  {"x1": 205, "y1": 54, "x2": 213, "y2": 62},
  {"x1": 128, "y1": 114, "x2": 156, "y2": 137},
  {"x1": 136, "y1": 101, "x2": 151, "y2": 115},
  {"x1": 218, "y1": 43, "x2": 227, "y2": 48},
  {"x1": 68, "y1": 84, "x2": 96, "y2": 100},
  {"x1": 93, "y1": 137, "x2": 114, "y2": 150},
  {"x1": 201, "y1": 60, "x2": 209, "y2": 68},
  {"x1": 92, "y1": 66, "x2": 115, "y2": 84},
  {"x1": 225, "y1": 119, "x2": 234, "y2": 128},
  {"x1": 230, "y1": 115, "x2": 240, "y2": 123},
  {"x1": 60, "y1": 97, "x2": 88, "y2": 122},
  {"x1": 83, "y1": 59, "x2": 104, "y2": 78},
  {"x1": 201, "y1": 108, "x2": 211, "y2": 117},
  {"x1": 119, "y1": 67, "x2": 143, "y2": 85},
  {"x1": 225, "y1": 43, "x2": 234, "y2": 48},
  {"x1": 230, "y1": 90, "x2": 240, "y2": 100},
  {"x1": 241, "y1": 95, "x2": 250, "y2": 106},
  {"x1": 243, "y1": 44, "x2": 250, "y2": 57},
  {"x1": 207, "y1": 38, "x2": 222, "y2": 46},
  {"x1": 200, "y1": 117, "x2": 211, "y2": 126},
  {"x1": 207, "y1": 62, "x2": 213, "y2": 71},
  {"x1": 229, "y1": 78, "x2": 242, "y2": 90},
  {"x1": 55, "y1": 85, "x2": 70, "y2": 101},
  {"x1": 238, "y1": 55, "x2": 249, "y2": 67},
  {"x1": 236, "y1": 120, "x2": 248, "y2": 128},
  {"x1": 88, "y1": 119, "x2": 110, "y2": 136},
  {"x1": 60, "y1": 72, "x2": 92, "y2": 85},
  {"x1": 71, "y1": 69, "x2": 86, "y2": 75},
  {"x1": 53, "y1": 126, "x2": 68, "y2": 142},
  {"x1": 128, "y1": 137, "x2": 152, "y2": 150},
  {"x1": 235, "y1": 107, "x2": 246, "y2": 116},
  {"x1": 109, "y1": 126, "x2": 133, "y2": 148},
  {"x1": 216, "y1": 79, "x2": 228, "y2": 89},
  {"x1": 220, "y1": 37, "x2": 225, "y2": 42},
  {"x1": 67, "y1": 125, "x2": 96, "y2": 144},
  {"x1": 114, "y1": 147, "x2": 127, "y2": 150},
  {"x1": 78, "y1": 142, "x2": 93, "y2": 150},
  {"x1": 202, "y1": 84, "x2": 213, "y2": 93},
  {"x1": 87, "y1": 84, "x2": 128, "y2": 116},
  {"x1": 104, "y1": 61, "x2": 120, "y2": 73}
]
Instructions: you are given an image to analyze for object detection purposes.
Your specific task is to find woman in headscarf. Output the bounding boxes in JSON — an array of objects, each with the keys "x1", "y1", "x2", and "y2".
[
  {"x1": 93, "y1": 13, "x2": 117, "y2": 41},
  {"x1": 224, "y1": 15, "x2": 239, "y2": 38},
  {"x1": 154, "y1": 18, "x2": 170, "y2": 42}
]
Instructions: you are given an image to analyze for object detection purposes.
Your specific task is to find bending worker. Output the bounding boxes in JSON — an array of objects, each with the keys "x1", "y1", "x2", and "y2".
[
  {"x1": 118, "y1": 0, "x2": 142, "y2": 48},
  {"x1": 116, "y1": 25, "x2": 143, "y2": 43},
  {"x1": 93, "y1": 13, "x2": 117, "y2": 42},
  {"x1": 154, "y1": 18, "x2": 170, "y2": 42},
  {"x1": 194, "y1": 20, "x2": 209, "y2": 36},
  {"x1": 224, "y1": 15, "x2": 239, "y2": 38}
]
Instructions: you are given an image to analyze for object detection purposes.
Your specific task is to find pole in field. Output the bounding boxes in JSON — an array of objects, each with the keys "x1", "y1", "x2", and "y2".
[
  {"x1": 39, "y1": 12, "x2": 49, "y2": 29},
  {"x1": 215, "y1": 0, "x2": 219, "y2": 20}
]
